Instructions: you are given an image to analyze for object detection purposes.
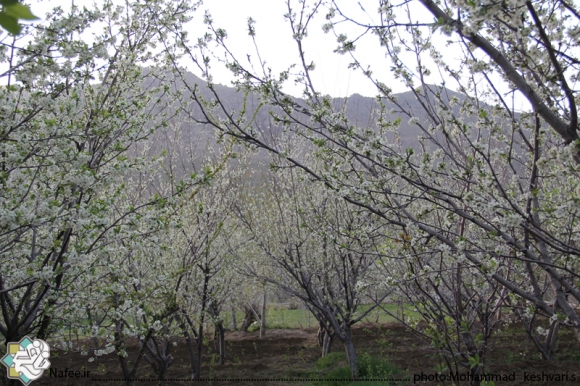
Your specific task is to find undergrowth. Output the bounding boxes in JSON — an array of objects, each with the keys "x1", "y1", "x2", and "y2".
[{"x1": 309, "y1": 352, "x2": 405, "y2": 386}]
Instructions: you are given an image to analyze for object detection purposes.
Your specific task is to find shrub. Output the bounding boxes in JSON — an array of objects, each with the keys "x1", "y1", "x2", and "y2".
[{"x1": 310, "y1": 352, "x2": 402, "y2": 386}]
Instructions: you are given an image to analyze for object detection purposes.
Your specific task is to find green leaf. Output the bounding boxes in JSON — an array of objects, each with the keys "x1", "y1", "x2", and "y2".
[
  {"x1": 431, "y1": 17, "x2": 445, "y2": 32},
  {"x1": 313, "y1": 138, "x2": 326, "y2": 147},
  {"x1": 0, "y1": 13, "x2": 20, "y2": 34},
  {"x1": 468, "y1": 354, "x2": 480, "y2": 369},
  {"x1": 4, "y1": 3, "x2": 38, "y2": 20}
]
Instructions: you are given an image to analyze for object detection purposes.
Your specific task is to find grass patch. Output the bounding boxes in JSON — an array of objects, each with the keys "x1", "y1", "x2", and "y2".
[
  {"x1": 56, "y1": 303, "x2": 420, "y2": 342},
  {"x1": 309, "y1": 352, "x2": 404, "y2": 386},
  {"x1": 221, "y1": 304, "x2": 420, "y2": 330}
]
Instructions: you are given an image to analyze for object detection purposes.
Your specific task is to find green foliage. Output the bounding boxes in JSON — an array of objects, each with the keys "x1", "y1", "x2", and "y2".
[
  {"x1": 358, "y1": 353, "x2": 401, "y2": 379},
  {"x1": 0, "y1": 0, "x2": 38, "y2": 34},
  {"x1": 247, "y1": 322, "x2": 260, "y2": 332},
  {"x1": 226, "y1": 304, "x2": 413, "y2": 330},
  {"x1": 315, "y1": 352, "x2": 348, "y2": 370},
  {"x1": 311, "y1": 352, "x2": 403, "y2": 386}
]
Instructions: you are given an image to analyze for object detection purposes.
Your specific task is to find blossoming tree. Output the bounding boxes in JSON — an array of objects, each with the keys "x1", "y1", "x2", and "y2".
[
  {"x1": 232, "y1": 153, "x2": 392, "y2": 377},
  {"x1": 176, "y1": 0, "x2": 580, "y2": 380},
  {"x1": 0, "y1": 2, "x2": 202, "y2": 383}
]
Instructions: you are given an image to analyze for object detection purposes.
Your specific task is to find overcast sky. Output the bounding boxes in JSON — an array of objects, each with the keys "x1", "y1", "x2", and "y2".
[
  {"x1": 24, "y1": 0, "x2": 385, "y2": 97},
  {"x1": 188, "y1": 0, "x2": 530, "y2": 110},
  {"x1": 188, "y1": 0, "x2": 435, "y2": 98},
  {"x1": 23, "y1": 0, "x2": 529, "y2": 109}
]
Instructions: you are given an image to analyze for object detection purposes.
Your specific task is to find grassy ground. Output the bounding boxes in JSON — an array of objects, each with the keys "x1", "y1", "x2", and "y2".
[
  {"x1": 37, "y1": 322, "x2": 580, "y2": 386},
  {"x1": 50, "y1": 304, "x2": 418, "y2": 348},
  {"x1": 226, "y1": 303, "x2": 418, "y2": 330}
]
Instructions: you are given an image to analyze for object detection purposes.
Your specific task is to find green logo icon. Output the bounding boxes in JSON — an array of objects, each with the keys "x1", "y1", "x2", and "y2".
[{"x1": 2, "y1": 337, "x2": 50, "y2": 384}]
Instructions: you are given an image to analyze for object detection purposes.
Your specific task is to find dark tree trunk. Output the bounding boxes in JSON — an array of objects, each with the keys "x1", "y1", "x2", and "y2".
[
  {"x1": 241, "y1": 305, "x2": 256, "y2": 332},
  {"x1": 322, "y1": 331, "x2": 334, "y2": 356},
  {"x1": 342, "y1": 326, "x2": 359, "y2": 379},
  {"x1": 114, "y1": 321, "x2": 134, "y2": 386},
  {"x1": 196, "y1": 323, "x2": 203, "y2": 379},
  {"x1": 194, "y1": 268, "x2": 211, "y2": 379},
  {"x1": 317, "y1": 321, "x2": 324, "y2": 347},
  {"x1": 260, "y1": 291, "x2": 267, "y2": 338},
  {"x1": 143, "y1": 337, "x2": 174, "y2": 385},
  {"x1": 230, "y1": 305, "x2": 237, "y2": 331},
  {"x1": 209, "y1": 303, "x2": 226, "y2": 364},
  {"x1": 317, "y1": 321, "x2": 335, "y2": 357},
  {"x1": 215, "y1": 322, "x2": 226, "y2": 364},
  {"x1": 175, "y1": 312, "x2": 198, "y2": 380}
]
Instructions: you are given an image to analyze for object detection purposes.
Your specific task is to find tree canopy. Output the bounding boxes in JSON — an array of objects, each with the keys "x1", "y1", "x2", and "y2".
[{"x1": 1, "y1": 0, "x2": 579, "y2": 384}]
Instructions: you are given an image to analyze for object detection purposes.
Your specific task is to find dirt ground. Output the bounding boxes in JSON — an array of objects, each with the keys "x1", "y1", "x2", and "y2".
[{"x1": 33, "y1": 323, "x2": 580, "y2": 386}]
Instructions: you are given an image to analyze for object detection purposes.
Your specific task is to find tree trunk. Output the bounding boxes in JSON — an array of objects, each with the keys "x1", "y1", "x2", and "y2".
[
  {"x1": 544, "y1": 322, "x2": 560, "y2": 360},
  {"x1": 342, "y1": 326, "x2": 359, "y2": 380},
  {"x1": 142, "y1": 337, "x2": 174, "y2": 386},
  {"x1": 175, "y1": 312, "x2": 197, "y2": 380},
  {"x1": 195, "y1": 268, "x2": 210, "y2": 379},
  {"x1": 260, "y1": 291, "x2": 267, "y2": 339},
  {"x1": 214, "y1": 321, "x2": 226, "y2": 364},
  {"x1": 114, "y1": 321, "x2": 134, "y2": 386},
  {"x1": 317, "y1": 321, "x2": 324, "y2": 347},
  {"x1": 195, "y1": 323, "x2": 204, "y2": 379},
  {"x1": 219, "y1": 323, "x2": 226, "y2": 364},
  {"x1": 317, "y1": 321, "x2": 335, "y2": 357},
  {"x1": 241, "y1": 305, "x2": 256, "y2": 332},
  {"x1": 230, "y1": 305, "x2": 237, "y2": 331},
  {"x1": 322, "y1": 331, "x2": 334, "y2": 357},
  {"x1": 209, "y1": 304, "x2": 226, "y2": 365}
]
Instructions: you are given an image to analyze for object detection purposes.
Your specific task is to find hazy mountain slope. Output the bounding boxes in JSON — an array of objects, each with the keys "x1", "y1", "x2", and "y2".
[{"x1": 148, "y1": 72, "x2": 514, "y2": 184}]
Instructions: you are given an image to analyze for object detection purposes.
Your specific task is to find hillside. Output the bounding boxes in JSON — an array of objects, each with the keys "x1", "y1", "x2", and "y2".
[{"x1": 148, "y1": 72, "x2": 506, "y2": 184}]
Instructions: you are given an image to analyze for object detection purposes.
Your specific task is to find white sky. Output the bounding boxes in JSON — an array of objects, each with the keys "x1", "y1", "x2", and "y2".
[
  {"x1": 192, "y1": 0, "x2": 385, "y2": 97},
  {"x1": 22, "y1": 0, "x2": 529, "y2": 109},
  {"x1": 27, "y1": 0, "x2": 390, "y2": 97},
  {"x1": 189, "y1": 0, "x2": 428, "y2": 98},
  {"x1": 189, "y1": 0, "x2": 527, "y2": 108}
]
